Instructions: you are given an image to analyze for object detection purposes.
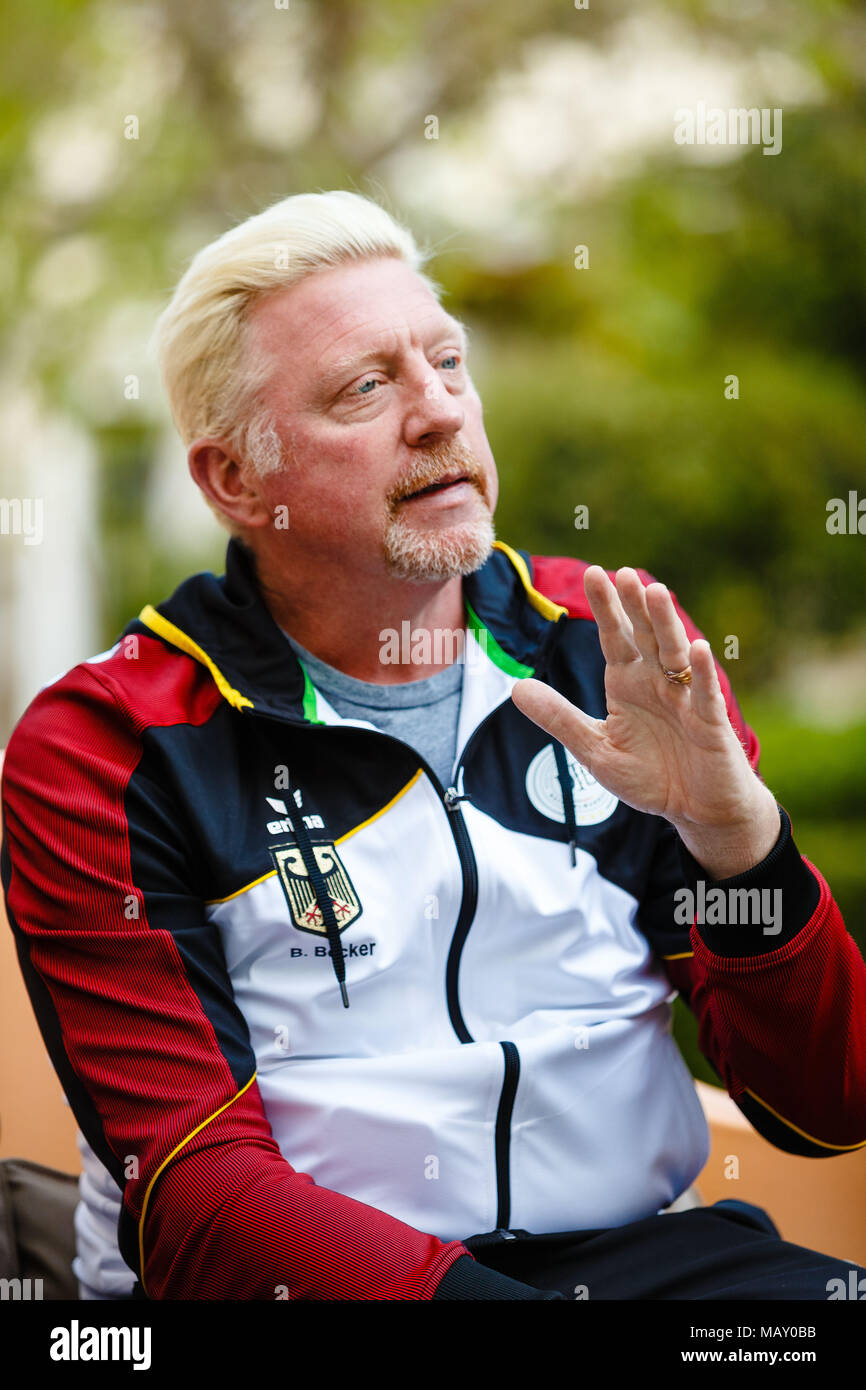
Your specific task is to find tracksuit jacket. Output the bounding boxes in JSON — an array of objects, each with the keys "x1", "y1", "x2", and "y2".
[{"x1": 2, "y1": 537, "x2": 866, "y2": 1301}]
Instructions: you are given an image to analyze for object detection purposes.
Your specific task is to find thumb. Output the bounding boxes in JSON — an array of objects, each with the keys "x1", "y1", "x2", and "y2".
[{"x1": 511, "y1": 678, "x2": 603, "y2": 765}]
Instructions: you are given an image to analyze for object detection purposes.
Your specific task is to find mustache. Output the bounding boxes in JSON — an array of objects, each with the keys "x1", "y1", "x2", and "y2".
[{"x1": 388, "y1": 440, "x2": 489, "y2": 509}]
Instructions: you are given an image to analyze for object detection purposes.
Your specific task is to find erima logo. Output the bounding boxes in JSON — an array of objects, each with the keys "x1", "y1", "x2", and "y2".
[
  {"x1": 265, "y1": 796, "x2": 324, "y2": 836},
  {"x1": 267, "y1": 793, "x2": 302, "y2": 813}
]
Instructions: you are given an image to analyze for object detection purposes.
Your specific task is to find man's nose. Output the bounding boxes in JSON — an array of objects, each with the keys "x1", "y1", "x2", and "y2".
[{"x1": 402, "y1": 366, "x2": 464, "y2": 446}]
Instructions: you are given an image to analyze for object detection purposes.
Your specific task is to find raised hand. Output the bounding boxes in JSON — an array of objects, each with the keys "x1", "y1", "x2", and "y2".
[{"x1": 510, "y1": 566, "x2": 780, "y2": 879}]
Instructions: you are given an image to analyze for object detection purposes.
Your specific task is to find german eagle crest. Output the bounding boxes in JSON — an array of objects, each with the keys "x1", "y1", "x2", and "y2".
[{"x1": 270, "y1": 841, "x2": 362, "y2": 936}]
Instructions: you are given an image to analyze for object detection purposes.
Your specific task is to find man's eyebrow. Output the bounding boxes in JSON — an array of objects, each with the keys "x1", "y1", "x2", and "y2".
[{"x1": 317, "y1": 318, "x2": 469, "y2": 394}]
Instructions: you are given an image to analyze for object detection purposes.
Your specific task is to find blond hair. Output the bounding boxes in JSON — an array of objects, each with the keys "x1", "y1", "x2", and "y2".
[{"x1": 151, "y1": 190, "x2": 438, "y2": 527}]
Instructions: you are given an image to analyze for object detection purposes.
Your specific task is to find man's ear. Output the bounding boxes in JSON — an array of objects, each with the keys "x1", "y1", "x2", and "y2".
[{"x1": 187, "y1": 438, "x2": 273, "y2": 531}]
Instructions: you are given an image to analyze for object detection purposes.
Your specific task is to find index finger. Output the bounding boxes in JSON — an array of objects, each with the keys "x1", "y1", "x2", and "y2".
[{"x1": 584, "y1": 566, "x2": 639, "y2": 667}]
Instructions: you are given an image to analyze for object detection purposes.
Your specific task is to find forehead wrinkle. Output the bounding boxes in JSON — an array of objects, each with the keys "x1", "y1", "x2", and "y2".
[{"x1": 317, "y1": 312, "x2": 468, "y2": 391}]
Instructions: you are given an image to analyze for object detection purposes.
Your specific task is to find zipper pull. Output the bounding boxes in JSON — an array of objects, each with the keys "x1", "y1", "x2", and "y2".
[{"x1": 444, "y1": 786, "x2": 472, "y2": 812}]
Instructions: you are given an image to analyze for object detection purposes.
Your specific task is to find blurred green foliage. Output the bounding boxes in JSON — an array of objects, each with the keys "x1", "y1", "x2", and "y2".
[{"x1": 467, "y1": 101, "x2": 866, "y2": 688}]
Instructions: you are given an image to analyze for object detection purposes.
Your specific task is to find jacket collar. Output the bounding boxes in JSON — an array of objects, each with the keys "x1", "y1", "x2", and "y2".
[{"x1": 131, "y1": 536, "x2": 566, "y2": 722}]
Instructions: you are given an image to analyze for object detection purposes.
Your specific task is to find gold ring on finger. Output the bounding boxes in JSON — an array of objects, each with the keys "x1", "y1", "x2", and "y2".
[{"x1": 662, "y1": 663, "x2": 692, "y2": 685}]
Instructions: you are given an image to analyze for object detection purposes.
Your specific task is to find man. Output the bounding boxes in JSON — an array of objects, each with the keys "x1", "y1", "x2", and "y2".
[{"x1": 2, "y1": 190, "x2": 865, "y2": 1301}]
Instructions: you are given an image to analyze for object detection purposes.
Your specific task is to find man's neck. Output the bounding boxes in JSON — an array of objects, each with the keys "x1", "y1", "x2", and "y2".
[{"x1": 251, "y1": 547, "x2": 468, "y2": 684}]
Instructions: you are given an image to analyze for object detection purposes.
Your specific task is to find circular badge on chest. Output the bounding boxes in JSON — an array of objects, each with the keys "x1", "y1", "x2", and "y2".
[{"x1": 525, "y1": 743, "x2": 618, "y2": 826}]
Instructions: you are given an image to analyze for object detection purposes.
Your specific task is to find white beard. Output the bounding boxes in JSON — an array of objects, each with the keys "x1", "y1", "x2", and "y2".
[{"x1": 383, "y1": 506, "x2": 496, "y2": 583}]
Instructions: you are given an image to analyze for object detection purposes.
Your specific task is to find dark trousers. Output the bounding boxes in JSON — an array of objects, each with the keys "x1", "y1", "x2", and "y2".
[{"x1": 463, "y1": 1201, "x2": 866, "y2": 1300}]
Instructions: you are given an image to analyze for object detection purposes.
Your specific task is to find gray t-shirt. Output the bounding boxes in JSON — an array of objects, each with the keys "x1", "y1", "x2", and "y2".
[{"x1": 282, "y1": 631, "x2": 464, "y2": 788}]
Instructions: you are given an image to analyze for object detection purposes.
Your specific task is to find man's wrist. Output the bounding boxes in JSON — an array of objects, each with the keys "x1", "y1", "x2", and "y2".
[
  {"x1": 675, "y1": 805, "x2": 821, "y2": 956},
  {"x1": 671, "y1": 786, "x2": 781, "y2": 881}
]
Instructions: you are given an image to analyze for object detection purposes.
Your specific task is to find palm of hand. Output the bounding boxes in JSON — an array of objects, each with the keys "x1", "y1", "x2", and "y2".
[
  {"x1": 512, "y1": 565, "x2": 757, "y2": 830},
  {"x1": 589, "y1": 654, "x2": 751, "y2": 826}
]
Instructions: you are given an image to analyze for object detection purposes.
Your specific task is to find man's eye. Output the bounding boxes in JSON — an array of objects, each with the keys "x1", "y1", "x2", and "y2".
[
  {"x1": 439, "y1": 355, "x2": 459, "y2": 370},
  {"x1": 356, "y1": 377, "x2": 379, "y2": 395}
]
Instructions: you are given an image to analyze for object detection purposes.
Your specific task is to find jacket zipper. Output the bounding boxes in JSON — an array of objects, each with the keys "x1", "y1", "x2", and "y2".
[
  {"x1": 251, "y1": 686, "x2": 534, "y2": 1034},
  {"x1": 247, "y1": 701, "x2": 520, "y2": 1231},
  {"x1": 441, "y1": 783, "x2": 478, "y2": 1044},
  {"x1": 495, "y1": 1042, "x2": 520, "y2": 1230}
]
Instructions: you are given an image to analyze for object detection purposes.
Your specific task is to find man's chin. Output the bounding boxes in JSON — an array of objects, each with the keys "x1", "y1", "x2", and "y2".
[{"x1": 383, "y1": 512, "x2": 496, "y2": 583}]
